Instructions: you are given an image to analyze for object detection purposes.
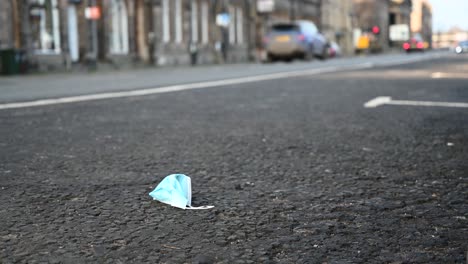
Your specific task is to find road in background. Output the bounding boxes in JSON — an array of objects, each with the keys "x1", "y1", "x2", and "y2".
[
  {"x1": 0, "y1": 54, "x2": 467, "y2": 263},
  {"x1": 0, "y1": 51, "x2": 447, "y2": 103}
]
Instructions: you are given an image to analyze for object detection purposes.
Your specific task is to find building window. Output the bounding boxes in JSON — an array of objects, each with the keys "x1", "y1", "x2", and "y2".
[
  {"x1": 29, "y1": 0, "x2": 61, "y2": 54},
  {"x1": 236, "y1": 7, "x2": 243, "y2": 44},
  {"x1": 201, "y1": 1, "x2": 209, "y2": 44},
  {"x1": 162, "y1": 0, "x2": 170, "y2": 43},
  {"x1": 229, "y1": 6, "x2": 235, "y2": 44},
  {"x1": 109, "y1": 0, "x2": 129, "y2": 54},
  {"x1": 67, "y1": 4, "x2": 79, "y2": 62},
  {"x1": 0, "y1": 0, "x2": 14, "y2": 49},
  {"x1": 191, "y1": 0, "x2": 198, "y2": 43},
  {"x1": 175, "y1": 0, "x2": 183, "y2": 43}
]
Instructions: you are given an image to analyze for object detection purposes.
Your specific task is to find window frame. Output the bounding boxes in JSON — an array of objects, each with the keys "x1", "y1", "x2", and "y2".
[
  {"x1": 162, "y1": 0, "x2": 170, "y2": 43},
  {"x1": 201, "y1": 1, "x2": 209, "y2": 44}
]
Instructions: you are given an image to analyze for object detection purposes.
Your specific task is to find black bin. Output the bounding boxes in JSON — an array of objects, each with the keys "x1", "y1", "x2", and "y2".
[{"x1": 0, "y1": 49, "x2": 27, "y2": 75}]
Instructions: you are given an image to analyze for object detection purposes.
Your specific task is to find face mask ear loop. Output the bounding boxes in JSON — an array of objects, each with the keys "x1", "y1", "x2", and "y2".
[
  {"x1": 186, "y1": 205, "x2": 215, "y2": 210},
  {"x1": 186, "y1": 177, "x2": 192, "y2": 207}
]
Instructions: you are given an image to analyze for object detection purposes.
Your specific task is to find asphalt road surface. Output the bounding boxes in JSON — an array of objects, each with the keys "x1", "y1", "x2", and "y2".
[{"x1": 1, "y1": 54, "x2": 467, "y2": 263}]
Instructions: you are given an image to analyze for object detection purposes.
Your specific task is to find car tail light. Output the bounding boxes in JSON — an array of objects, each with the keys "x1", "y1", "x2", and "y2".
[
  {"x1": 297, "y1": 34, "x2": 306, "y2": 41},
  {"x1": 417, "y1": 42, "x2": 424, "y2": 49},
  {"x1": 403, "y1": 43, "x2": 410, "y2": 50}
]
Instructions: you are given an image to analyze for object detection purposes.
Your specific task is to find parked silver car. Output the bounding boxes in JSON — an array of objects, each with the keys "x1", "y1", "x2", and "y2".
[
  {"x1": 455, "y1": 41, "x2": 468, "y2": 54},
  {"x1": 264, "y1": 20, "x2": 328, "y2": 62}
]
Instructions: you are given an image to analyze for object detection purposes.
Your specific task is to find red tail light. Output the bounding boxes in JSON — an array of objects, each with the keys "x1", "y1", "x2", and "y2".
[
  {"x1": 403, "y1": 43, "x2": 410, "y2": 50},
  {"x1": 297, "y1": 34, "x2": 306, "y2": 41},
  {"x1": 416, "y1": 42, "x2": 424, "y2": 49}
]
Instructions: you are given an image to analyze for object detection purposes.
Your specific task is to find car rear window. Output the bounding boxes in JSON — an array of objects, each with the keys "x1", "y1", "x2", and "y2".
[{"x1": 271, "y1": 24, "x2": 299, "y2": 32}]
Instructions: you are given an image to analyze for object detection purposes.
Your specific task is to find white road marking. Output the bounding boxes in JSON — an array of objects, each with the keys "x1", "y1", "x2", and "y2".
[
  {"x1": 364, "y1": 96, "x2": 468, "y2": 108},
  {"x1": 0, "y1": 65, "x2": 370, "y2": 111},
  {"x1": 431, "y1": 72, "x2": 468, "y2": 79},
  {"x1": 0, "y1": 54, "x2": 443, "y2": 111},
  {"x1": 0, "y1": 66, "x2": 341, "y2": 110},
  {"x1": 431, "y1": 72, "x2": 444, "y2": 78},
  {"x1": 363, "y1": 96, "x2": 392, "y2": 108}
]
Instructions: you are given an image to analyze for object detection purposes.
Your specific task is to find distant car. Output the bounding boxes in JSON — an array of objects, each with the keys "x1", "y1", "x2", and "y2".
[
  {"x1": 328, "y1": 41, "x2": 342, "y2": 58},
  {"x1": 455, "y1": 41, "x2": 468, "y2": 54},
  {"x1": 403, "y1": 34, "x2": 427, "y2": 52},
  {"x1": 264, "y1": 20, "x2": 328, "y2": 62}
]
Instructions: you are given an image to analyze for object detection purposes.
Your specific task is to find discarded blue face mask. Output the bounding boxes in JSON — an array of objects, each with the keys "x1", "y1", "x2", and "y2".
[{"x1": 149, "y1": 174, "x2": 214, "y2": 210}]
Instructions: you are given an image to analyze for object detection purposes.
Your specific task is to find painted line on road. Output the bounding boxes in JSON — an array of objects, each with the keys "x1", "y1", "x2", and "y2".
[
  {"x1": 431, "y1": 72, "x2": 444, "y2": 79},
  {"x1": 431, "y1": 72, "x2": 468, "y2": 79},
  {"x1": 0, "y1": 65, "x2": 367, "y2": 111},
  {"x1": 364, "y1": 96, "x2": 468, "y2": 108},
  {"x1": 0, "y1": 66, "x2": 341, "y2": 110},
  {"x1": 0, "y1": 54, "x2": 442, "y2": 111}
]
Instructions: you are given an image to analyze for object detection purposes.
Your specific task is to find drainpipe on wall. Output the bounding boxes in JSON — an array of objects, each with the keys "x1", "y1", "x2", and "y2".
[
  {"x1": 21, "y1": 1, "x2": 34, "y2": 67},
  {"x1": 245, "y1": 0, "x2": 252, "y2": 61},
  {"x1": 127, "y1": 0, "x2": 137, "y2": 62},
  {"x1": 11, "y1": 0, "x2": 21, "y2": 49},
  {"x1": 59, "y1": 0, "x2": 71, "y2": 70},
  {"x1": 146, "y1": 0, "x2": 156, "y2": 65},
  {"x1": 87, "y1": 0, "x2": 98, "y2": 69}
]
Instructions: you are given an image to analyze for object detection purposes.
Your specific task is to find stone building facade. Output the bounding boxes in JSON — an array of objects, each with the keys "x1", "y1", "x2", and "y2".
[
  {"x1": 352, "y1": 0, "x2": 412, "y2": 51},
  {"x1": 388, "y1": 0, "x2": 412, "y2": 27},
  {"x1": 352, "y1": 0, "x2": 390, "y2": 50},
  {"x1": 3, "y1": 0, "x2": 253, "y2": 71},
  {"x1": 321, "y1": 0, "x2": 354, "y2": 55},
  {"x1": 388, "y1": 0, "x2": 412, "y2": 47},
  {"x1": 0, "y1": 1, "x2": 15, "y2": 49},
  {"x1": 411, "y1": 0, "x2": 432, "y2": 45}
]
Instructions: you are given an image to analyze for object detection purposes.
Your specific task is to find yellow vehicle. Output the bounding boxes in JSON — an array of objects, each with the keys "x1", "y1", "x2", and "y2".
[{"x1": 356, "y1": 35, "x2": 370, "y2": 50}]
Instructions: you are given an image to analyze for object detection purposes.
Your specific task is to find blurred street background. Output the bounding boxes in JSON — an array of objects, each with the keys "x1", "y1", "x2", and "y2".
[
  {"x1": 0, "y1": 0, "x2": 466, "y2": 72},
  {"x1": 0, "y1": 0, "x2": 467, "y2": 263}
]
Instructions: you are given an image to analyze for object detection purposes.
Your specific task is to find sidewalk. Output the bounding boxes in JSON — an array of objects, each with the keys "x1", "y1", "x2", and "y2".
[{"x1": 0, "y1": 51, "x2": 449, "y2": 104}]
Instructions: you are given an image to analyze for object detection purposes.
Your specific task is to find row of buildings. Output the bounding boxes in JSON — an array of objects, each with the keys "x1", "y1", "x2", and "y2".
[
  {"x1": 432, "y1": 27, "x2": 468, "y2": 49},
  {"x1": 353, "y1": 0, "x2": 432, "y2": 51},
  {"x1": 0, "y1": 0, "x2": 255, "y2": 71},
  {"x1": 0, "y1": 0, "x2": 433, "y2": 72}
]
